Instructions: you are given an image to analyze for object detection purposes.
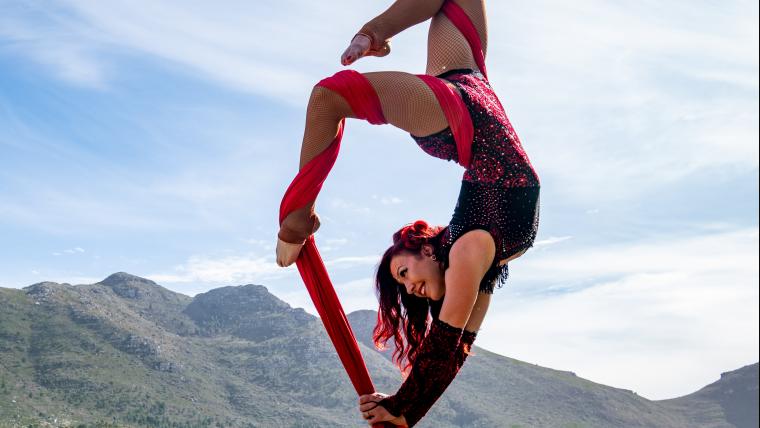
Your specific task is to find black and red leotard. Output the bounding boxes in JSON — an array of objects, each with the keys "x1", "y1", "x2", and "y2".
[{"x1": 412, "y1": 68, "x2": 541, "y2": 294}]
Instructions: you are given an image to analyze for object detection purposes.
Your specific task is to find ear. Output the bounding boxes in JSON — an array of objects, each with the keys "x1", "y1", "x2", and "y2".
[{"x1": 422, "y1": 244, "x2": 434, "y2": 257}]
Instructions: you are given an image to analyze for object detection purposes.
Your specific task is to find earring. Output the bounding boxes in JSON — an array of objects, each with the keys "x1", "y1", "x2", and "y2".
[{"x1": 431, "y1": 254, "x2": 437, "y2": 261}]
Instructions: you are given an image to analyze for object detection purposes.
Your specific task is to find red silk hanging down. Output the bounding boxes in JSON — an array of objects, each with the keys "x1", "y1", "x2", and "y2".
[
  {"x1": 278, "y1": 3, "x2": 485, "y2": 426},
  {"x1": 279, "y1": 70, "x2": 395, "y2": 428}
]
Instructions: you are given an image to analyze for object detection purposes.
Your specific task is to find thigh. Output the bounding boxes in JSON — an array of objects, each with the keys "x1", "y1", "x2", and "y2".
[
  {"x1": 426, "y1": 0, "x2": 488, "y2": 76},
  {"x1": 363, "y1": 71, "x2": 453, "y2": 137}
]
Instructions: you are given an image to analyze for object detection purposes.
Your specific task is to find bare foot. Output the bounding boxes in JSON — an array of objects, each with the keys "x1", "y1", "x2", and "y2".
[
  {"x1": 276, "y1": 238, "x2": 304, "y2": 267},
  {"x1": 276, "y1": 212, "x2": 320, "y2": 267},
  {"x1": 341, "y1": 34, "x2": 391, "y2": 66}
]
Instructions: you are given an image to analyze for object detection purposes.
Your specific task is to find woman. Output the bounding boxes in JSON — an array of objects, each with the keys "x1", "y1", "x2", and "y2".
[{"x1": 276, "y1": 0, "x2": 540, "y2": 426}]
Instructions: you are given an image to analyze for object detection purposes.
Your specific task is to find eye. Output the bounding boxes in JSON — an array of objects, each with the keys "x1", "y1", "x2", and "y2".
[{"x1": 400, "y1": 268, "x2": 407, "y2": 278}]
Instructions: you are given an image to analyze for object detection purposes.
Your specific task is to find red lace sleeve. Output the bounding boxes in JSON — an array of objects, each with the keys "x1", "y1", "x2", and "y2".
[{"x1": 378, "y1": 318, "x2": 475, "y2": 427}]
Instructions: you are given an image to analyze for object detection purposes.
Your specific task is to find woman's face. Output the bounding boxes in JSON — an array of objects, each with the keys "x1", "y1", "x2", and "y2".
[{"x1": 389, "y1": 245, "x2": 445, "y2": 301}]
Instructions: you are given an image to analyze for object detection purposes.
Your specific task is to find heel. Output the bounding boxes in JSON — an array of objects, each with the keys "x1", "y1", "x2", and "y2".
[{"x1": 278, "y1": 211, "x2": 320, "y2": 245}]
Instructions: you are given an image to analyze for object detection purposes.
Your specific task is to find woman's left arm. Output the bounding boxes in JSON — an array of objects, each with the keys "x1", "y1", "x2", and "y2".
[{"x1": 371, "y1": 230, "x2": 495, "y2": 427}]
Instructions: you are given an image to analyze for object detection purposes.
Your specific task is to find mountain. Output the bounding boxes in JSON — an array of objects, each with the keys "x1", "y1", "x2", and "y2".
[
  {"x1": 0, "y1": 273, "x2": 756, "y2": 427},
  {"x1": 658, "y1": 363, "x2": 759, "y2": 428},
  {"x1": 183, "y1": 284, "x2": 313, "y2": 340}
]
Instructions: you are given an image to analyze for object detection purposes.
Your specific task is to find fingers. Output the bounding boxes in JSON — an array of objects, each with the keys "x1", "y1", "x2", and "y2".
[
  {"x1": 359, "y1": 402, "x2": 379, "y2": 412},
  {"x1": 358, "y1": 394, "x2": 394, "y2": 425},
  {"x1": 363, "y1": 405, "x2": 390, "y2": 425},
  {"x1": 358, "y1": 393, "x2": 374, "y2": 404},
  {"x1": 358, "y1": 392, "x2": 387, "y2": 404}
]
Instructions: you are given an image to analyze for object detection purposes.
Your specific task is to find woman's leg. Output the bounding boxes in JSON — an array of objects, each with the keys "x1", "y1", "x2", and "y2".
[
  {"x1": 277, "y1": 71, "x2": 454, "y2": 266},
  {"x1": 426, "y1": 0, "x2": 488, "y2": 76},
  {"x1": 298, "y1": 71, "x2": 451, "y2": 170},
  {"x1": 279, "y1": 0, "x2": 492, "y2": 264}
]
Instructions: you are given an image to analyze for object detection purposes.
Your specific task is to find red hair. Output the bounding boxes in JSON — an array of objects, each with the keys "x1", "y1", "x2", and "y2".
[{"x1": 373, "y1": 220, "x2": 445, "y2": 376}]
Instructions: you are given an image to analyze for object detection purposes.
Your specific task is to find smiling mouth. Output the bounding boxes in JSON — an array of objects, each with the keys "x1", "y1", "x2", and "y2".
[{"x1": 419, "y1": 283, "x2": 426, "y2": 297}]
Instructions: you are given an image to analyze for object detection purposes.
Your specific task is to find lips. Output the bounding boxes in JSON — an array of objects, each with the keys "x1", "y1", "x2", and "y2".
[{"x1": 420, "y1": 283, "x2": 426, "y2": 297}]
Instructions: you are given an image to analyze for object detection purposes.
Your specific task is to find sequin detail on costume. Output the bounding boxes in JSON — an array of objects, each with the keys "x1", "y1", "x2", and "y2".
[
  {"x1": 413, "y1": 69, "x2": 541, "y2": 293},
  {"x1": 436, "y1": 183, "x2": 540, "y2": 293},
  {"x1": 411, "y1": 69, "x2": 540, "y2": 188},
  {"x1": 412, "y1": 127, "x2": 458, "y2": 162}
]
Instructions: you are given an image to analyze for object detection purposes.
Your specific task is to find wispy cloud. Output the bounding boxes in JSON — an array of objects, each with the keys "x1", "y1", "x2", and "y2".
[
  {"x1": 2, "y1": 0, "x2": 756, "y2": 202},
  {"x1": 518, "y1": 227, "x2": 757, "y2": 286},
  {"x1": 332, "y1": 277, "x2": 378, "y2": 315},
  {"x1": 0, "y1": 187, "x2": 193, "y2": 236},
  {"x1": 325, "y1": 255, "x2": 380, "y2": 269},
  {"x1": 321, "y1": 238, "x2": 349, "y2": 252},
  {"x1": 489, "y1": 0, "x2": 758, "y2": 201},
  {"x1": 149, "y1": 253, "x2": 291, "y2": 285},
  {"x1": 480, "y1": 227, "x2": 759, "y2": 400},
  {"x1": 532, "y1": 236, "x2": 572, "y2": 250},
  {"x1": 330, "y1": 198, "x2": 372, "y2": 215},
  {"x1": 52, "y1": 247, "x2": 85, "y2": 256},
  {"x1": 372, "y1": 194, "x2": 403, "y2": 205},
  {"x1": 1, "y1": 0, "x2": 369, "y2": 102}
]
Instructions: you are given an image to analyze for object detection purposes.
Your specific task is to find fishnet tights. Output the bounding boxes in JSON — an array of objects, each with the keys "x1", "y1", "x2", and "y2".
[
  {"x1": 279, "y1": 0, "x2": 488, "y2": 245},
  {"x1": 427, "y1": 0, "x2": 488, "y2": 76}
]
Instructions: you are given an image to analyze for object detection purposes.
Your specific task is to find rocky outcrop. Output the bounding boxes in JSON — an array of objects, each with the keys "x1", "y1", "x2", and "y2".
[{"x1": 184, "y1": 284, "x2": 314, "y2": 341}]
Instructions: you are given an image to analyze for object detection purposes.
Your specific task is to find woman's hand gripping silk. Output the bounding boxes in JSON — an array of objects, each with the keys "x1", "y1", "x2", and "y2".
[{"x1": 358, "y1": 392, "x2": 408, "y2": 426}]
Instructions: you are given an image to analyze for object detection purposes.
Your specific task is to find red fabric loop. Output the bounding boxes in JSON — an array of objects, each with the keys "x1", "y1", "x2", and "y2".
[
  {"x1": 280, "y1": 69, "x2": 395, "y2": 428},
  {"x1": 318, "y1": 70, "x2": 387, "y2": 125},
  {"x1": 441, "y1": 0, "x2": 488, "y2": 80},
  {"x1": 416, "y1": 74, "x2": 474, "y2": 169}
]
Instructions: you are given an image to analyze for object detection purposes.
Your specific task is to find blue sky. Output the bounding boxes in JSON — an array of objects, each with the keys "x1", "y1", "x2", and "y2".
[{"x1": 1, "y1": 0, "x2": 758, "y2": 400}]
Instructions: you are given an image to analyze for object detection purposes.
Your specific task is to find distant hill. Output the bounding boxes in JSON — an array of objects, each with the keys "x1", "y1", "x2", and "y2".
[
  {"x1": 658, "y1": 363, "x2": 758, "y2": 428},
  {"x1": 0, "y1": 272, "x2": 756, "y2": 427}
]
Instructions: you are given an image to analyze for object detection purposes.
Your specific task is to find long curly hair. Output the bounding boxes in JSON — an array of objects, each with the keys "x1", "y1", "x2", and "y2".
[{"x1": 373, "y1": 220, "x2": 446, "y2": 376}]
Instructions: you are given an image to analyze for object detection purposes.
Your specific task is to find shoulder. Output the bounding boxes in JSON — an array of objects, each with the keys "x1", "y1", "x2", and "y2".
[
  {"x1": 449, "y1": 230, "x2": 495, "y2": 268},
  {"x1": 439, "y1": 229, "x2": 495, "y2": 328},
  {"x1": 446, "y1": 229, "x2": 495, "y2": 285}
]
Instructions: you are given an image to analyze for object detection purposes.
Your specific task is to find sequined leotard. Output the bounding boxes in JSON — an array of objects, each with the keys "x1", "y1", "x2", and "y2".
[{"x1": 412, "y1": 68, "x2": 541, "y2": 294}]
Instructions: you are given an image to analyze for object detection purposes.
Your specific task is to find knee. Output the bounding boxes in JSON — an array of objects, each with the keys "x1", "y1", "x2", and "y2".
[
  {"x1": 307, "y1": 85, "x2": 351, "y2": 119},
  {"x1": 308, "y1": 84, "x2": 339, "y2": 106}
]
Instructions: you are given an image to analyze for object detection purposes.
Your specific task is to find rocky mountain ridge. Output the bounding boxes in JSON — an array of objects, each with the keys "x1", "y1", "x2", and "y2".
[{"x1": 0, "y1": 272, "x2": 756, "y2": 427}]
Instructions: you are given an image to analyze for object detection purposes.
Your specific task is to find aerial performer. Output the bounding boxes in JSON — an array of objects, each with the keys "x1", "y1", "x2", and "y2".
[{"x1": 276, "y1": 0, "x2": 540, "y2": 426}]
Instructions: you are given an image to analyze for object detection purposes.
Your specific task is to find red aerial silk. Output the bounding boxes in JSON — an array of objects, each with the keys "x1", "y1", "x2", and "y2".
[
  {"x1": 441, "y1": 0, "x2": 488, "y2": 81},
  {"x1": 278, "y1": 2, "x2": 482, "y2": 426}
]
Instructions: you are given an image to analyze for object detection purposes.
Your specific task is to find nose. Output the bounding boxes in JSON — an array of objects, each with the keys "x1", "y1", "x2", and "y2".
[{"x1": 404, "y1": 281, "x2": 417, "y2": 295}]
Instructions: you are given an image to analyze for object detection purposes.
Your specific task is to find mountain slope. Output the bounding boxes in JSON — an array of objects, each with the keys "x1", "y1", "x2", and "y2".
[
  {"x1": 658, "y1": 363, "x2": 759, "y2": 428},
  {"x1": 1, "y1": 273, "x2": 756, "y2": 427}
]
